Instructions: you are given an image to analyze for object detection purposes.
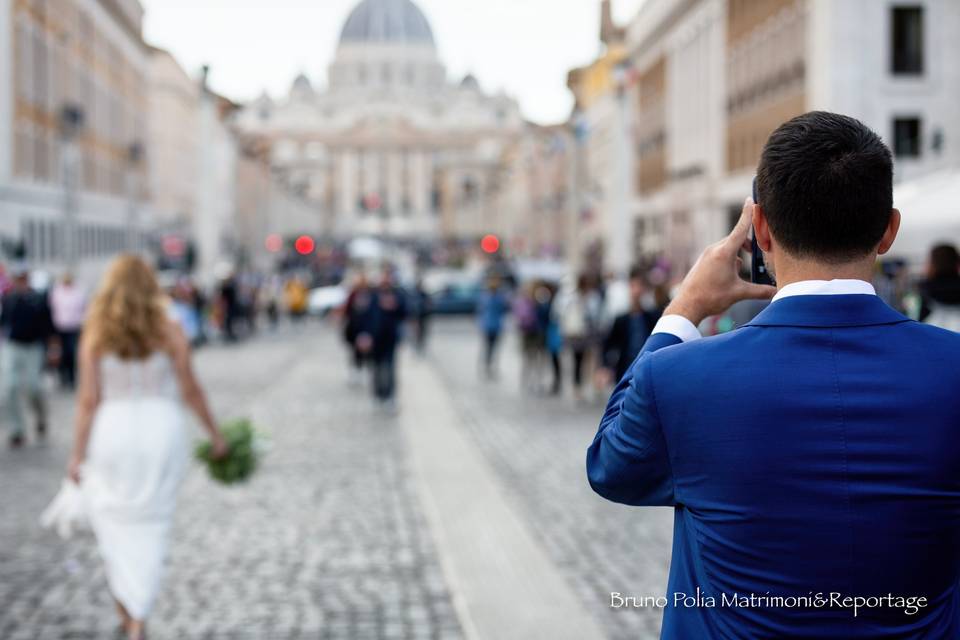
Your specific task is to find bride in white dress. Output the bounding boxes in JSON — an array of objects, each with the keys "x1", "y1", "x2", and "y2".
[{"x1": 66, "y1": 256, "x2": 227, "y2": 640}]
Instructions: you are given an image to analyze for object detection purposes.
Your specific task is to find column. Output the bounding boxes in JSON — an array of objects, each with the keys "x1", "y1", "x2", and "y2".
[
  {"x1": 387, "y1": 150, "x2": 403, "y2": 216},
  {"x1": 609, "y1": 88, "x2": 634, "y2": 277},
  {"x1": 0, "y1": 0, "x2": 13, "y2": 183},
  {"x1": 340, "y1": 149, "x2": 356, "y2": 235},
  {"x1": 411, "y1": 149, "x2": 426, "y2": 215}
]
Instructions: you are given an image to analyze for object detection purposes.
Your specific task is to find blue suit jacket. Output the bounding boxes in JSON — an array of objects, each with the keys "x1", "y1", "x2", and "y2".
[{"x1": 587, "y1": 295, "x2": 960, "y2": 639}]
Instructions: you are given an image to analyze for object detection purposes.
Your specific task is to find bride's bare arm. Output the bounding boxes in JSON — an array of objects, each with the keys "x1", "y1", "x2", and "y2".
[
  {"x1": 166, "y1": 322, "x2": 227, "y2": 456},
  {"x1": 68, "y1": 337, "x2": 101, "y2": 482}
]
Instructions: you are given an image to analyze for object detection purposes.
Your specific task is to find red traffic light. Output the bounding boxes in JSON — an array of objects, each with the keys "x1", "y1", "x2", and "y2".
[
  {"x1": 265, "y1": 233, "x2": 283, "y2": 253},
  {"x1": 481, "y1": 234, "x2": 500, "y2": 254},
  {"x1": 162, "y1": 235, "x2": 186, "y2": 257},
  {"x1": 294, "y1": 235, "x2": 315, "y2": 255},
  {"x1": 363, "y1": 193, "x2": 382, "y2": 211}
]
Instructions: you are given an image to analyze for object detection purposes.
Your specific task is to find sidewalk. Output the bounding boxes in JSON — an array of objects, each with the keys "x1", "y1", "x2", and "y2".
[
  {"x1": 423, "y1": 319, "x2": 673, "y2": 640},
  {"x1": 400, "y1": 353, "x2": 606, "y2": 640}
]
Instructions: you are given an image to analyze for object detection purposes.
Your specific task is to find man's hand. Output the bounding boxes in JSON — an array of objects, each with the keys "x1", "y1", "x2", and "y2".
[{"x1": 664, "y1": 198, "x2": 777, "y2": 326}]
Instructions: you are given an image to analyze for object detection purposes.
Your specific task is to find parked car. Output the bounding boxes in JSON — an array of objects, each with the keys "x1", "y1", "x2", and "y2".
[
  {"x1": 428, "y1": 280, "x2": 483, "y2": 315},
  {"x1": 308, "y1": 285, "x2": 348, "y2": 317}
]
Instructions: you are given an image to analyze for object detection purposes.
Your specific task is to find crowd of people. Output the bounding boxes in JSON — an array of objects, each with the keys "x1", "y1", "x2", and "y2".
[
  {"x1": 475, "y1": 242, "x2": 960, "y2": 406},
  {"x1": 475, "y1": 267, "x2": 667, "y2": 403},
  {"x1": 337, "y1": 266, "x2": 418, "y2": 412},
  {"x1": 2, "y1": 239, "x2": 958, "y2": 446},
  {"x1": 0, "y1": 261, "x2": 332, "y2": 450}
]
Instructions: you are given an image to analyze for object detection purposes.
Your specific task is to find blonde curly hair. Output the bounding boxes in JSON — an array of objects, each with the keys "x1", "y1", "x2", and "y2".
[{"x1": 85, "y1": 255, "x2": 168, "y2": 359}]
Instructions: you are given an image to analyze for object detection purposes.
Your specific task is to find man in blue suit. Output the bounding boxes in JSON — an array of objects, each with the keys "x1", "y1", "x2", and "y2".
[{"x1": 587, "y1": 111, "x2": 960, "y2": 639}]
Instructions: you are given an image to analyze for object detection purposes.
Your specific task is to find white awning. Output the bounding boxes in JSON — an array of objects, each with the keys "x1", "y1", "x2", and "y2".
[{"x1": 891, "y1": 168, "x2": 960, "y2": 267}]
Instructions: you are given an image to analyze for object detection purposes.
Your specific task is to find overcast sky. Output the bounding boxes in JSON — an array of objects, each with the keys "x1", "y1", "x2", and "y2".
[{"x1": 141, "y1": 0, "x2": 645, "y2": 125}]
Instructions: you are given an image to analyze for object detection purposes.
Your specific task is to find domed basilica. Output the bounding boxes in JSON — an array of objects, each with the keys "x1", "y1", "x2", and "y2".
[{"x1": 235, "y1": 0, "x2": 525, "y2": 243}]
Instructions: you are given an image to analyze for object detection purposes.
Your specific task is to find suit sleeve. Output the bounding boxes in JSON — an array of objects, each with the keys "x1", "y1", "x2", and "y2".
[{"x1": 586, "y1": 333, "x2": 680, "y2": 506}]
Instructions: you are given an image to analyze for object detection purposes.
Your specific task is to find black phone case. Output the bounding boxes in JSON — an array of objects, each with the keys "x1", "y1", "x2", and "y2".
[{"x1": 751, "y1": 178, "x2": 775, "y2": 286}]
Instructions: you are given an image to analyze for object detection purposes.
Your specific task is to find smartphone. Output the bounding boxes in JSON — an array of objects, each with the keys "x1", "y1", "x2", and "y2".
[{"x1": 750, "y1": 177, "x2": 776, "y2": 286}]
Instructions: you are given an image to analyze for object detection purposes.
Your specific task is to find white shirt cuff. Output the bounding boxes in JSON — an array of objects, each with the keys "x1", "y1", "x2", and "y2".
[{"x1": 651, "y1": 314, "x2": 702, "y2": 343}]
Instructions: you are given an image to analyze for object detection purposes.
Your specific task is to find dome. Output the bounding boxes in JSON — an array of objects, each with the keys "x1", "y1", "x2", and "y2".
[
  {"x1": 339, "y1": 0, "x2": 436, "y2": 48},
  {"x1": 292, "y1": 73, "x2": 313, "y2": 92}
]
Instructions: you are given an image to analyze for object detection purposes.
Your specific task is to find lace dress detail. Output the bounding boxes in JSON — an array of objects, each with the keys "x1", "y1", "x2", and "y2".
[{"x1": 100, "y1": 351, "x2": 180, "y2": 403}]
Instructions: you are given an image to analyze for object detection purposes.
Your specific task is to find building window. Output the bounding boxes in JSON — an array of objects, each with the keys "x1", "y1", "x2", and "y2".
[
  {"x1": 893, "y1": 117, "x2": 922, "y2": 158},
  {"x1": 891, "y1": 7, "x2": 924, "y2": 75}
]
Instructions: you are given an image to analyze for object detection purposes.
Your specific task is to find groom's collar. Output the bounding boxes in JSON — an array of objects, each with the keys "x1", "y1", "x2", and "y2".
[
  {"x1": 747, "y1": 282, "x2": 909, "y2": 328},
  {"x1": 772, "y1": 279, "x2": 877, "y2": 302}
]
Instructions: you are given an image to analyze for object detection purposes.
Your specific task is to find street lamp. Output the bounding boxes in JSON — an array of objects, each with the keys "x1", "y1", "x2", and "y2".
[
  {"x1": 568, "y1": 108, "x2": 588, "y2": 273},
  {"x1": 126, "y1": 141, "x2": 144, "y2": 253},
  {"x1": 59, "y1": 104, "x2": 84, "y2": 269},
  {"x1": 609, "y1": 58, "x2": 635, "y2": 277}
]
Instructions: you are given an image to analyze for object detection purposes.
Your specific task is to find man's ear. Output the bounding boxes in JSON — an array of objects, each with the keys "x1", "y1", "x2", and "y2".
[
  {"x1": 753, "y1": 204, "x2": 773, "y2": 252},
  {"x1": 877, "y1": 209, "x2": 901, "y2": 256}
]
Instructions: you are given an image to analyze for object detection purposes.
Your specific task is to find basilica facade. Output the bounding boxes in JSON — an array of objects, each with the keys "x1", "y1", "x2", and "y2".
[{"x1": 234, "y1": 0, "x2": 526, "y2": 244}]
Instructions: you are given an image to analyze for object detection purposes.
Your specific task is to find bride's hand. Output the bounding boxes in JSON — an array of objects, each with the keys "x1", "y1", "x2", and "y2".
[
  {"x1": 210, "y1": 433, "x2": 230, "y2": 460},
  {"x1": 67, "y1": 454, "x2": 83, "y2": 484}
]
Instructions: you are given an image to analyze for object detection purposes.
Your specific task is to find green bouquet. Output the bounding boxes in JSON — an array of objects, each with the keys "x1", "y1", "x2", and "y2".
[{"x1": 195, "y1": 419, "x2": 261, "y2": 485}]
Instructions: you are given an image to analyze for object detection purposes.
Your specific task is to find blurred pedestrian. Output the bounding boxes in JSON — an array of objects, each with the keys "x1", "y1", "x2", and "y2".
[
  {"x1": 476, "y1": 276, "x2": 509, "y2": 379},
  {"x1": 188, "y1": 283, "x2": 208, "y2": 346},
  {"x1": 65, "y1": 255, "x2": 227, "y2": 640},
  {"x1": 543, "y1": 286, "x2": 564, "y2": 396},
  {"x1": 0, "y1": 263, "x2": 11, "y2": 296},
  {"x1": 599, "y1": 266, "x2": 661, "y2": 384},
  {"x1": 410, "y1": 278, "x2": 431, "y2": 354},
  {"x1": 919, "y1": 243, "x2": 960, "y2": 331},
  {"x1": 219, "y1": 274, "x2": 240, "y2": 342},
  {"x1": 514, "y1": 283, "x2": 541, "y2": 389},
  {"x1": 284, "y1": 276, "x2": 309, "y2": 321},
  {"x1": 341, "y1": 271, "x2": 374, "y2": 384},
  {"x1": 169, "y1": 282, "x2": 202, "y2": 346},
  {"x1": 263, "y1": 275, "x2": 282, "y2": 330},
  {"x1": 49, "y1": 272, "x2": 87, "y2": 389},
  {"x1": 238, "y1": 273, "x2": 259, "y2": 336},
  {"x1": 534, "y1": 282, "x2": 563, "y2": 395},
  {"x1": 368, "y1": 267, "x2": 407, "y2": 409},
  {"x1": 1, "y1": 264, "x2": 56, "y2": 447},
  {"x1": 560, "y1": 274, "x2": 604, "y2": 400}
]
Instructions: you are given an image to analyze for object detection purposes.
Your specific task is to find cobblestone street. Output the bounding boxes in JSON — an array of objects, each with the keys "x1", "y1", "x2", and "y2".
[
  {"x1": 0, "y1": 325, "x2": 462, "y2": 640},
  {"x1": 0, "y1": 319, "x2": 672, "y2": 639}
]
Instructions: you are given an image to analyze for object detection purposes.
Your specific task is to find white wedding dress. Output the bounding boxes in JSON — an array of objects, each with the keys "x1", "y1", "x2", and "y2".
[{"x1": 81, "y1": 351, "x2": 189, "y2": 620}]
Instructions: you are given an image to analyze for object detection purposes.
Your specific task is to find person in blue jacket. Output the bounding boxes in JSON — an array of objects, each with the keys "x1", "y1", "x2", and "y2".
[
  {"x1": 476, "y1": 276, "x2": 509, "y2": 379},
  {"x1": 588, "y1": 111, "x2": 960, "y2": 639}
]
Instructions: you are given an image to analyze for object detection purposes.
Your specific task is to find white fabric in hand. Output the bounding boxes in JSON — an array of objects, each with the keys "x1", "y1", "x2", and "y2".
[{"x1": 40, "y1": 479, "x2": 90, "y2": 539}]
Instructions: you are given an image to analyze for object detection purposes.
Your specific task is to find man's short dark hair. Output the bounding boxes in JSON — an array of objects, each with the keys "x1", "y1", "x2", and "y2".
[{"x1": 756, "y1": 111, "x2": 893, "y2": 263}]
